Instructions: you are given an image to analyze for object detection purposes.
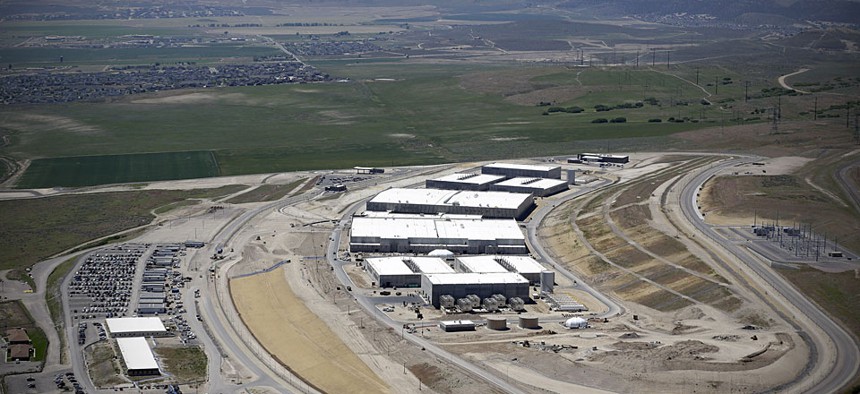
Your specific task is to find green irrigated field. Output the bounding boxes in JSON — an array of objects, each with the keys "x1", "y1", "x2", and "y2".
[{"x1": 16, "y1": 151, "x2": 219, "y2": 188}]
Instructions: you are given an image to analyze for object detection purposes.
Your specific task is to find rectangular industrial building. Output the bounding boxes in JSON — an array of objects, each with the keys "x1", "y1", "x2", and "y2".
[
  {"x1": 425, "y1": 173, "x2": 506, "y2": 191},
  {"x1": 481, "y1": 162, "x2": 561, "y2": 179},
  {"x1": 116, "y1": 337, "x2": 160, "y2": 376},
  {"x1": 137, "y1": 303, "x2": 166, "y2": 315},
  {"x1": 106, "y1": 317, "x2": 168, "y2": 338},
  {"x1": 365, "y1": 256, "x2": 454, "y2": 288},
  {"x1": 366, "y1": 188, "x2": 534, "y2": 219},
  {"x1": 490, "y1": 177, "x2": 568, "y2": 197},
  {"x1": 456, "y1": 255, "x2": 546, "y2": 284},
  {"x1": 350, "y1": 216, "x2": 527, "y2": 255},
  {"x1": 421, "y1": 273, "x2": 529, "y2": 308},
  {"x1": 577, "y1": 153, "x2": 630, "y2": 164}
]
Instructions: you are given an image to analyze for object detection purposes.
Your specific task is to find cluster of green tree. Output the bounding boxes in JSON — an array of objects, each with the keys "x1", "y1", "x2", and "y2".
[
  {"x1": 591, "y1": 117, "x2": 627, "y2": 123},
  {"x1": 643, "y1": 97, "x2": 660, "y2": 106},
  {"x1": 755, "y1": 87, "x2": 799, "y2": 98},
  {"x1": 594, "y1": 102, "x2": 644, "y2": 112}
]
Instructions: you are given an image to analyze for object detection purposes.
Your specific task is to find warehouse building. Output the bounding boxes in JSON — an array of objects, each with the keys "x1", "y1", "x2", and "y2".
[
  {"x1": 575, "y1": 153, "x2": 630, "y2": 164},
  {"x1": 137, "y1": 303, "x2": 166, "y2": 315},
  {"x1": 490, "y1": 177, "x2": 568, "y2": 197},
  {"x1": 365, "y1": 256, "x2": 454, "y2": 288},
  {"x1": 421, "y1": 272, "x2": 529, "y2": 308},
  {"x1": 106, "y1": 317, "x2": 168, "y2": 338},
  {"x1": 425, "y1": 173, "x2": 506, "y2": 191},
  {"x1": 481, "y1": 162, "x2": 561, "y2": 179},
  {"x1": 366, "y1": 188, "x2": 534, "y2": 219},
  {"x1": 116, "y1": 337, "x2": 160, "y2": 376},
  {"x1": 350, "y1": 216, "x2": 527, "y2": 254},
  {"x1": 456, "y1": 255, "x2": 546, "y2": 284}
]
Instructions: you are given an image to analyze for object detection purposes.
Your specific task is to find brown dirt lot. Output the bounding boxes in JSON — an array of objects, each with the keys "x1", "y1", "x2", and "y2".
[{"x1": 230, "y1": 267, "x2": 389, "y2": 394}]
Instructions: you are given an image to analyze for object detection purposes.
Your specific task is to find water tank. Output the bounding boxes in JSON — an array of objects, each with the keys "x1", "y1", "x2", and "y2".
[
  {"x1": 439, "y1": 295, "x2": 455, "y2": 309},
  {"x1": 564, "y1": 317, "x2": 588, "y2": 329},
  {"x1": 482, "y1": 297, "x2": 499, "y2": 312},
  {"x1": 456, "y1": 298, "x2": 473, "y2": 312},
  {"x1": 486, "y1": 317, "x2": 507, "y2": 330},
  {"x1": 519, "y1": 316, "x2": 539, "y2": 329},
  {"x1": 466, "y1": 294, "x2": 481, "y2": 308},
  {"x1": 540, "y1": 271, "x2": 555, "y2": 293},
  {"x1": 509, "y1": 297, "x2": 525, "y2": 311}
]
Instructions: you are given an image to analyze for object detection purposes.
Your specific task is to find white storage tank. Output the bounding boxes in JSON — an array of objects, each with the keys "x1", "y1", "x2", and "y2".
[
  {"x1": 492, "y1": 294, "x2": 507, "y2": 304},
  {"x1": 564, "y1": 317, "x2": 588, "y2": 329},
  {"x1": 467, "y1": 294, "x2": 481, "y2": 308}
]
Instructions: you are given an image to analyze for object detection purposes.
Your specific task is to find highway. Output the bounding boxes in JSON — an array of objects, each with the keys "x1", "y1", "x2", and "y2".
[{"x1": 678, "y1": 157, "x2": 860, "y2": 393}]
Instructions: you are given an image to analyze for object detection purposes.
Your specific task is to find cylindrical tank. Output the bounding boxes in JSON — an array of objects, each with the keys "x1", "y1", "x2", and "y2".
[
  {"x1": 466, "y1": 294, "x2": 481, "y2": 308},
  {"x1": 486, "y1": 317, "x2": 507, "y2": 330},
  {"x1": 482, "y1": 297, "x2": 499, "y2": 312},
  {"x1": 509, "y1": 297, "x2": 525, "y2": 311},
  {"x1": 456, "y1": 298, "x2": 473, "y2": 312},
  {"x1": 540, "y1": 271, "x2": 555, "y2": 293},
  {"x1": 439, "y1": 295, "x2": 455, "y2": 309},
  {"x1": 519, "y1": 316, "x2": 539, "y2": 329}
]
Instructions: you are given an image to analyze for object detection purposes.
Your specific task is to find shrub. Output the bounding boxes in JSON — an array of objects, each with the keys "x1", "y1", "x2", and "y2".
[{"x1": 591, "y1": 118, "x2": 608, "y2": 123}]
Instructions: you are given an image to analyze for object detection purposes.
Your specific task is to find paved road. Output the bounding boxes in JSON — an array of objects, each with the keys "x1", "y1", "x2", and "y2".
[
  {"x1": 679, "y1": 157, "x2": 860, "y2": 393},
  {"x1": 835, "y1": 158, "x2": 860, "y2": 215}
]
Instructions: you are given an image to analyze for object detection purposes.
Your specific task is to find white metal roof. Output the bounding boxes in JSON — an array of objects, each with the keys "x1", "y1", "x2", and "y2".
[
  {"x1": 366, "y1": 256, "x2": 454, "y2": 275},
  {"x1": 495, "y1": 177, "x2": 567, "y2": 189},
  {"x1": 116, "y1": 337, "x2": 159, "y2": 371},
  {"x1": 351, "y1": 217, "x2": 525, "y2": 241},
  {"x1": 456, "y1": 257, "x2": 507, "y2": 273},
  {"x1": 361, "y1": 211, "x2": 483, "y2": 220},
  {"x1": 369, "y1": 188, "x2": 531, "y2": 210},
  {"x1": 423, "y1": 272, "x2": 529, "y2": 285},
  {"x1": 106, "y1": 317, "x2": 166, "y2": 335},
  {"x1": 484, "y1": 162, "x2": 560, "y2": 172},
  {"x1": 429, "y1": 173, "x2": 505, "y2": 185},
  {"x1": 458, "y1": 255, "x2": 545, "y2": 274},
  {"x1": 410, "y1": 257, "x2": 455, "y2": 273}
]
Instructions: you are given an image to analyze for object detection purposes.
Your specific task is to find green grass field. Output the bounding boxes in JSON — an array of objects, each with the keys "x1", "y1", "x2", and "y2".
[
  {"x1": 17, "y1": 151, "x2": 219, "y2": 188},
  {"x1": 0, "y1": 185, "x2": 244, "y2": 270}
]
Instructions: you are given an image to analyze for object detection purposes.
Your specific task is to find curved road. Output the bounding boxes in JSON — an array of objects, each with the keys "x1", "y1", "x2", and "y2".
[{"x1": 679, "y1": 157, "x2": 859, "y2": 393}]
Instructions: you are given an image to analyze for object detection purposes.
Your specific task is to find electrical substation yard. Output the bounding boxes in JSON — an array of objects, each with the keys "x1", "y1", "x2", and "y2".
[{"x1": 230, "y1": 267, "x2": 388, "y2": 394}]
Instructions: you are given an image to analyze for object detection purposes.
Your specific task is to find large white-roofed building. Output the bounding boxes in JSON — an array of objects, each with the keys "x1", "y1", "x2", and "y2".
[
  {"x1": 426, "y1": 173, "x2": 506, "y2": 191},
  {"x1": 365, "y1": 188, "x2": 534, "y2": 219},
  {"x1": 116, "y1": 337, "x2": 160, "y2": 376},
  {"x1": 481, "y1": 162, "x2": 561, "y2": 179},
  {"x1": 490, "y1": 177, "x2": 568, "y2": 197},
  {"x1": 365, "y1": 256, "x2": 454, "y2": 288},
  {"x1": 456, "y1": 255, "x2": 546, "y2": 284},
  {"x1": 420, "y1": 273, "x2": 529, "y2": 308},
  {"x1": 349, "y1": 216, "x2": 527, "y2": 254},
  {"x1": 105, "y1": 317, "x2": 168, "y2": 338}
]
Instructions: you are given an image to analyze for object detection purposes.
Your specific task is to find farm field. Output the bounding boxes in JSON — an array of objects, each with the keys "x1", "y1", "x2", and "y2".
[{"x1": 17, "y1": 151, "x2": 219, "y2": 188}]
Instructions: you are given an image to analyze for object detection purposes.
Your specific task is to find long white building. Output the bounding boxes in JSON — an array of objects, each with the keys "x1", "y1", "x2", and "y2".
[
  {"x1": 365, "y1": 188, "x2": 534, "y2": 219},
  {"x1": 365, "y1": 256, "x2": 454, "y2": 288},
  {"x1": 116, "y1": 337, "x2": 160, "y2": 376},
  {"x1": 425, "y1": 173, "x2": 506, "y2": 191},
  {"x1": 349, "y1": 216, "x2": 527, "y2": 254},
  {"x1": 456, "y1": 255, "x2": 546, "y2": 284},
  {"x1": 420, "y1": 273, "x2": 529, "y2": 308},
  {"x1": 490, "y1": 177, "x2": 568, "y2": 197},
  {"x1": 481, "y1": 162, "x2": 562, "y2": 179},
  {"x1": 106, "y1": 317, "x2": 167, "y2": 338}
]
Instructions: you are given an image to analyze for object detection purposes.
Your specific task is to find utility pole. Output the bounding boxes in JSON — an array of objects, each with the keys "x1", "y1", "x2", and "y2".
[
  {"x1": 847, "y1": 102, "x2": 852, "y2": 128},
  {"x1": 651, "y1": 48, "x2": 656, "y2": 67},
  {"x1": 715, "y1": 76, "x2": 719, "y2": 94},
  {"x1": 813, "y1": 96, "x2": 818, "y2": 120},
  {"x1": 696, "y1": 67, "x2": 700, "y2": 86},
  {"x1": 744, "y1": 81, "x2": 751, "y2": 102},
  {"x1": 666, "y1": 50, "x2": 670, "y2": 68},
  {"x1": 635, "y1": 50, "x2": 639, "y2": 68}
]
